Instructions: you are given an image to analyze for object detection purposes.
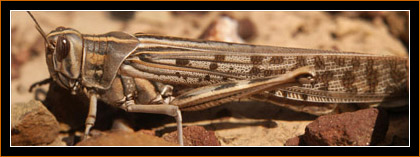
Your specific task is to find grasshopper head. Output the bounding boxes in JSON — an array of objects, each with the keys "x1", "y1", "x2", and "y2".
[
  {"x1": 28, "y1": 11, "x2": 85, "y2": 94},
  {"x1": 45, "y1": 27, "x2": 84, "y2": 92}
]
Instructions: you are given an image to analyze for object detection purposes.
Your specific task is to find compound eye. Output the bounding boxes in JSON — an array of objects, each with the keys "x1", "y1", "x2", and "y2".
[{"x1": 56, "y1": 35, "x2": 70, "y2": 62}]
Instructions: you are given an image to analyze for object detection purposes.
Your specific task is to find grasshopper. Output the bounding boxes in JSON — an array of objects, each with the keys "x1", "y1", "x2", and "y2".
[{"x1": 27, "y1": 12, "x2": 408, "y2": 146}]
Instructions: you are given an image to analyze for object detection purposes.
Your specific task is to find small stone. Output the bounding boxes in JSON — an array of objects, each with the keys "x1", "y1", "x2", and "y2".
[
  {"x1": 199, "y1": 16, "x2": 244, "y2": 43},
  {"x1": 76, "y1": 131, "x2": 177, "y2": 146},
  {"x1": 238, "y1": 18, "x2": 257, "y2": 41},
  {"x1": 302, "y1": 108, "x2": 389, "y2": 146},
  {"x1": 108, "y1": 11, "x2": 135, "y2": 22},
  {"x1": 162, "y1": 126, "x2": 220, "y2": 146},
  {"x1": 47, "y1": 135, "x2": 68, "y2": 146},
  {"x1": 11, "y1": 100, "x2": 60, "y2": 146},
  {"x1": 139, "y1": 129, "x2": 156, "y2": 136},
  {"x1": 59, "y1": 123, "x2": 71, "y2": 132},
  {"x1": 284, "y1": 136, "x2": 303, "y2": 146}
]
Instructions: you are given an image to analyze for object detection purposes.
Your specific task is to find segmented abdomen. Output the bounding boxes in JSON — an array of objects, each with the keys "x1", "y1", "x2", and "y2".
[{"x1": 126, "y1": 34, "x2": 408, "y2": 103}]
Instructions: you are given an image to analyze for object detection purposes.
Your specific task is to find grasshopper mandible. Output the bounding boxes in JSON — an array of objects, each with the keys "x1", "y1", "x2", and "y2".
[{"x1": 27, "y1": 12, "x2": 408, "y2": 146}]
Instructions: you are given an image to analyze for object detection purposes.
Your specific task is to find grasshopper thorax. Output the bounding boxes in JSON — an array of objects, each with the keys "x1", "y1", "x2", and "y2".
[{"x1": 45, "y1": 27, "x2": 84, "y2": 92}]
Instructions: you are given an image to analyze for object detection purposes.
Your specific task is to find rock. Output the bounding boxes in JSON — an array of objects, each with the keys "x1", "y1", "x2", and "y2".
[
  {"x1": 11, "y1": 100, "x2": 60, "y2": 146},
  {"x1": 162, "y1": 126, "x2": 220, "y2": 146},
  {"x1": 47, "y1": 134, "x2": 68, "y2": 146},
  {"x1": 284, "y1": 136, "x2": 303, "y2": 146},
  {"x1": 302, "y1": 108, "x2": 389, "y2": 146},
  {"x1": 138, "y1": 129, "x2": 156, "y2": 136},
  {"x1": 238, "y1": 18, "x2": 257, "y2": 41},
  {"x1": 76, "y1": 131, "x2": 177, "y2": 146},
  {"x1": 108, "y1": 11, "x2": 136, "y2": 22},
  {"x1": 199, "y1": 16, "x2": 245, "y2": 43}
]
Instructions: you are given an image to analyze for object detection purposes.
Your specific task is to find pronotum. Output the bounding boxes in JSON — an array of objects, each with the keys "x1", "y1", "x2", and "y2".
[{"x1": 27, "y1": 11, "x2": 408, "y2": 146}]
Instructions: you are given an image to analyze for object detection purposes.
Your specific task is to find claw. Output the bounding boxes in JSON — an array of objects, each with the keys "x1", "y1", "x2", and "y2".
[{"x1": 29, "y1": 78, "x2": 52, "y2": 92}]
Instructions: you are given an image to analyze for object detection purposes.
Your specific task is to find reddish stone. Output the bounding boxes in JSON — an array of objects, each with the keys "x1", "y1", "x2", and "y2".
[
  {"x1": 302, "y1": 108, "x2": 389, "y2": 146},
  {"x1": 163, "y1": 126, "x2": 220, "y2": 146},
  {"x1": 11, "y1": 100, "x2": 60, "y2": 145},
  {"x1": 284, "y1": 136, "x2": 303, "y2": 146}
]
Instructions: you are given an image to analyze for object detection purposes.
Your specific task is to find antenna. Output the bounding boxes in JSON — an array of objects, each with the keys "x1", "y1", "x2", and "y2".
[{"x1": 27, "y1": 11, "x2": 54, "y2": 50}]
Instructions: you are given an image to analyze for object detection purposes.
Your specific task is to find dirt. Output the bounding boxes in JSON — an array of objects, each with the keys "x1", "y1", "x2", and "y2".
[{"x1": 10, "y1": 11, "x2": 409, "y2": 146}]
